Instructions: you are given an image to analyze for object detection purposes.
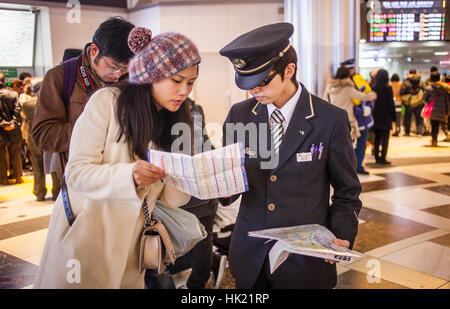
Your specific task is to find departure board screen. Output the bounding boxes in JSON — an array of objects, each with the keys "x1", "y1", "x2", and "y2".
[
  {"x1": 0, "y1": 9, "x2": 36, "y2": 67},
  {"x1": 368, "y1": 1, "x2": 447, "y2": 42}
]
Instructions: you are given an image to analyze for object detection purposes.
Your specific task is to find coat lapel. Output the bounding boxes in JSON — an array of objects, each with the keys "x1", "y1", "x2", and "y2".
[
  {"x1": 249, "y1": 100, "x2": 271, "y2": 162},
  {"x1": 273, "y1": 85, "x2": 315, "y2": 174}
]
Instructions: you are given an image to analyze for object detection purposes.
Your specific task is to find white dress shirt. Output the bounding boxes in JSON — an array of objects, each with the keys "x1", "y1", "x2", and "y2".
[{"x1": 267, "y1": 83, "x2": 302, "y2": 132}]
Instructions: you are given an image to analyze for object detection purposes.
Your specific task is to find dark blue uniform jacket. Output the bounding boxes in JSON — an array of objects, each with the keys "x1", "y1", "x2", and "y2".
[{"x1": 221, "y1": 85, "x2": 362, "y2": 288}]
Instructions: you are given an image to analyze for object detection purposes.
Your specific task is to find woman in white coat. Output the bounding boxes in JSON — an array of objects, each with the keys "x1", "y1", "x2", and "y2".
[
  {"x1": 323, "y1": 66, "x2": 377, "y2": 147},
  {"x1": 34, "y1": 28, "x2": 201, "y2": 288}
]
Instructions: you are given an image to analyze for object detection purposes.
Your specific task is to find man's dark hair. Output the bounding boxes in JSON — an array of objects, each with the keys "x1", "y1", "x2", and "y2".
[
  {"x1": 92, "y1": 16, "x2": 135, "y2": 64},
  {"x1": 430, "y1": 66, "x2": 438, "y2": 73},
  {"x1": 409, "y1": 68, "x2": 417, "y2": 74},
  {"x1": 335, "y1": 66, "x2": 350, "y2": 80},
  {"x1": 430, "y1": 72, "x2": 440, "y2": 82},
  {"x1": 19, "y1": 72, "x2": 32, "y2": 80},
  {"x1": 391, "y1": 73, "x2": 400, "y2": 82},
  {"x1": 273, "y1": 46, "x2": 298, "y2": 84}
]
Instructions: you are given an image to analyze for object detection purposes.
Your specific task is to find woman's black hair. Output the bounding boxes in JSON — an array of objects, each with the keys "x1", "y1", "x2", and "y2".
[
  {"x1": 375, "y1": 69, "x2": 389, "y2": 87},
  {"x1": 115, "y1": 83, "x2": 193, "y2": 160},
  {"x1": 92, "y1": 16, "x2": 135, "y2": 64},
  {"x1": 335, "y1": 66, "x2": 350, "y2": 80},
  {"x1": 390, "y1": 73, "x2": 400, "y2": 82}
]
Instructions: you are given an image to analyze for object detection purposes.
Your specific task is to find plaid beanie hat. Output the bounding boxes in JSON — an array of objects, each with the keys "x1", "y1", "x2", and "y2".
[{"x1": 128, "y1": 28, "x2": 201, "y2": 84}]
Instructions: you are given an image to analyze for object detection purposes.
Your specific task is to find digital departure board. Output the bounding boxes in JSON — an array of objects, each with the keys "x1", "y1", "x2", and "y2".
[
  {"x1": 0, "y1": 9, "x2": 36, "y2": 67},
  {"x1": 367, "y1": 1, "x2": 448, "y2": 42}
]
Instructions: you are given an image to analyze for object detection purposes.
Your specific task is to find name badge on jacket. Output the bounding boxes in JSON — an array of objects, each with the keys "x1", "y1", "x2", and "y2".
[{"x1": 297, "y1": 152, "x2": 312, "y2": 162}]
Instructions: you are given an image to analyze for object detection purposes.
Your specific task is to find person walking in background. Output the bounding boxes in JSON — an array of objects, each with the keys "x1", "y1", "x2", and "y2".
[
  {"x1": 421, "y1": 67, "x2": 440, "y2": 136},
  {"x1": 372, "y1": 69, "x2": 396, "y2": 165},
  {"x1": 422, "y1": 72, "x2": 450, "y2": 147},
  {"x1": 0, "y1": 89, "x2": 23, "y2": 185},
  {"x1": 21, "y1": 81, "x2": 47, "y2": 200},
  {"x1": 323, "y1": 66, "x2": 377, "y2": 174},
  {"x1": 425, "y1": 66, "x2": 439, "y2": 87},
  {"x1": 340, "y1": 59, "x2": 377, "y2": 175},
  {"x1": 400, "y1": 69, "x2": 424, "y2": 136},
  {"x1": 390, "y1": 74, "x2": 403, "y2": 136}
]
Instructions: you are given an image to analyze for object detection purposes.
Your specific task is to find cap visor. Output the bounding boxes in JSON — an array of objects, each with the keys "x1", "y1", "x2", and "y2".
[{"x1": 235, "y1": 66, "x2": 273, "y2": 90}]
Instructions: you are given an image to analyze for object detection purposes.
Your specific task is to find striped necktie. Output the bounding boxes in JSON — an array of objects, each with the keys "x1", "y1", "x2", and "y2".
[{"x1": 270, "y1": 109, "x2": 285, "y2": 153}]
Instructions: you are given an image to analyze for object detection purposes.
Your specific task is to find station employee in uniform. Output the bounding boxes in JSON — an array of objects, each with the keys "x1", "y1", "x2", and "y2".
[{"x1": 219, "y1": 23, "x2": 362, "y2": 289}]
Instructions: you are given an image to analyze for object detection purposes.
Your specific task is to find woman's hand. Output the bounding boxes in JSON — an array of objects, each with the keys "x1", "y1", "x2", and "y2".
[
  {"x1": 132, "y1": 160, "x2": 166, "y2": 187},
  {"x1": 324, "y1": 238, "x2": 350, "y2": 264}
]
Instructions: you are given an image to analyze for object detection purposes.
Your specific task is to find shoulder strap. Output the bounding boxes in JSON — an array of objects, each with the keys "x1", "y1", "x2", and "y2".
[
  {"x1": 62, "y1": 174, "x2": 75, "y2": 226},
  {"x1": 61, "y1": 56, "x2": 79, "y2": 110}
]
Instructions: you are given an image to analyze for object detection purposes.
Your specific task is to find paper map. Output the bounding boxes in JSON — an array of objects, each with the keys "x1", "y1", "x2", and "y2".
[
  {"x1": 249, "y1": 224, "x2": 361, "y2": 273},
  {"x1": 148, "y1": 143, "x2": 249, "y2": 200}
]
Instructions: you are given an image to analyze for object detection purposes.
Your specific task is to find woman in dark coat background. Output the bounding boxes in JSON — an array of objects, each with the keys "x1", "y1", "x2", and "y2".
[
  {"x1": 423, "y1": 72, "x2": 450, "y2": 147},
  {"x1": 372, "y1": 69, "x2": 397, "y2": 165}
]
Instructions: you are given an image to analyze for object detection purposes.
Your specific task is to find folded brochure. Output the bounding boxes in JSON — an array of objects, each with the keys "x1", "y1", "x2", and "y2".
[
  {"x1": 249, "y1": 224, "x2": 361, "y2": 274},
  {"x1": 147, "y1": 143, "x2": 249, "y2": 200}
]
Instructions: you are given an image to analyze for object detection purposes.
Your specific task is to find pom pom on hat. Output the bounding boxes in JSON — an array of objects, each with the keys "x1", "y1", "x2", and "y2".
[
  {"x1": 127, "y1": 27, "x2": 152, "y2": 55},
  {"x1": 129, "y1": 32, "x2": 201, "y2": 85}
]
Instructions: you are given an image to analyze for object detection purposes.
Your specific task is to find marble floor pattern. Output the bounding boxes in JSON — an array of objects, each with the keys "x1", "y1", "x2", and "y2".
[{"x1": 0, "y1": 134, "x2": 450, "y2": 289}]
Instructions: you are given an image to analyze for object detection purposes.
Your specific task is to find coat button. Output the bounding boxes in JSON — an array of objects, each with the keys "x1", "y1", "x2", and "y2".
[
  {"x1": 268, "y1": 203, "x2": 276, "y2": 211},
  {"x1": 270, "y1": 175, "x2": 277, "y2": 182}
]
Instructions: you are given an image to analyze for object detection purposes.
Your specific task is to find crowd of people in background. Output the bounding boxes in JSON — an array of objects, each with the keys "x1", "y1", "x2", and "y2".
[
  {"x1": 0, "y1": 71, "x2": 62, "y2": 200},
  {"x1": 324, "y1": 60, "x2": 450, "y2": 175}
]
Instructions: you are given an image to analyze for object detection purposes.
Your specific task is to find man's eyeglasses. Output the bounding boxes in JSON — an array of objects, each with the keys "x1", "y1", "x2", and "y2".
[
  {"x1": 257, "y1": 71, "x2": 278, "y2": 87},
  {"x1": 102, "y1": 56, "x2": 128, "y2": 74}
]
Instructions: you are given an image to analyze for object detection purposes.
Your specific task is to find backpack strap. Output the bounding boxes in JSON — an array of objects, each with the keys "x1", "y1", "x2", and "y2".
[
  {"x1": 62, "y1": 174, "x2": 75, "y2": 226},
  {"x1": 61, "y1": 56, "x2": 79, "y2": 110},
  {"x1": 61, "y1": 55, "x2": 95, "y2": 110}
]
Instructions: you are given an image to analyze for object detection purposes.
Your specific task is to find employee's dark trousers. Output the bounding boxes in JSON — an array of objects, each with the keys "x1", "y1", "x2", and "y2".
[{"x1": 186, "y1": 212, "x2": 215, "y2": 289}]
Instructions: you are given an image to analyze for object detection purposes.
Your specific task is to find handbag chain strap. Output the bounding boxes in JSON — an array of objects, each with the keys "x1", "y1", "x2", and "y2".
[{"x1": 142, "y1": 197, "x2": 157, "y2": 228}]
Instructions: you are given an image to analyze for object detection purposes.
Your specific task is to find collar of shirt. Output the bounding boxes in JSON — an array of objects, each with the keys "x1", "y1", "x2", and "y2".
[{"x1": 267, "y1": 83, "x2": 302, "y2": 131}]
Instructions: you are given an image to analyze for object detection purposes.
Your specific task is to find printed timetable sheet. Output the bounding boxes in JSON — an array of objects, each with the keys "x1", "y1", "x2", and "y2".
[{"x1": 148, "y1": 143, "x2": 249, "y2": 199}]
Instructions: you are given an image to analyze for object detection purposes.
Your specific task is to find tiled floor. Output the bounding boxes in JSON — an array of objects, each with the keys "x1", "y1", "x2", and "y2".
[{"x1": 1, "y1": 133, "x2": 449, "y2": 289}]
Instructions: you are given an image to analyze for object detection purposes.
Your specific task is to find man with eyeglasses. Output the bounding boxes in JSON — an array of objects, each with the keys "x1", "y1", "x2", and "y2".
[
  {"x1": 219, "y1": 23, "x2": 362, "y2": 288},
  {"x1": 32, "y1": 17, "x2": 135, "y2": 182}
]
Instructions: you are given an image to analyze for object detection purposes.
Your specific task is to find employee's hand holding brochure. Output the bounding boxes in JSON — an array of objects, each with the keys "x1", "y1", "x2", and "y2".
[{"x1": 249, "y1": 224, "x2": 361, "y2": 274}]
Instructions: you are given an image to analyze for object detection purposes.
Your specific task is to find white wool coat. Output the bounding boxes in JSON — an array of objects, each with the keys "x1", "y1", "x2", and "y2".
[
  {"x1": 33, "y1": 87, "x2": 190, "y2": 288},
  {"x1": 323, "y1": 78, "x2": 377, "y2": 141}
]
